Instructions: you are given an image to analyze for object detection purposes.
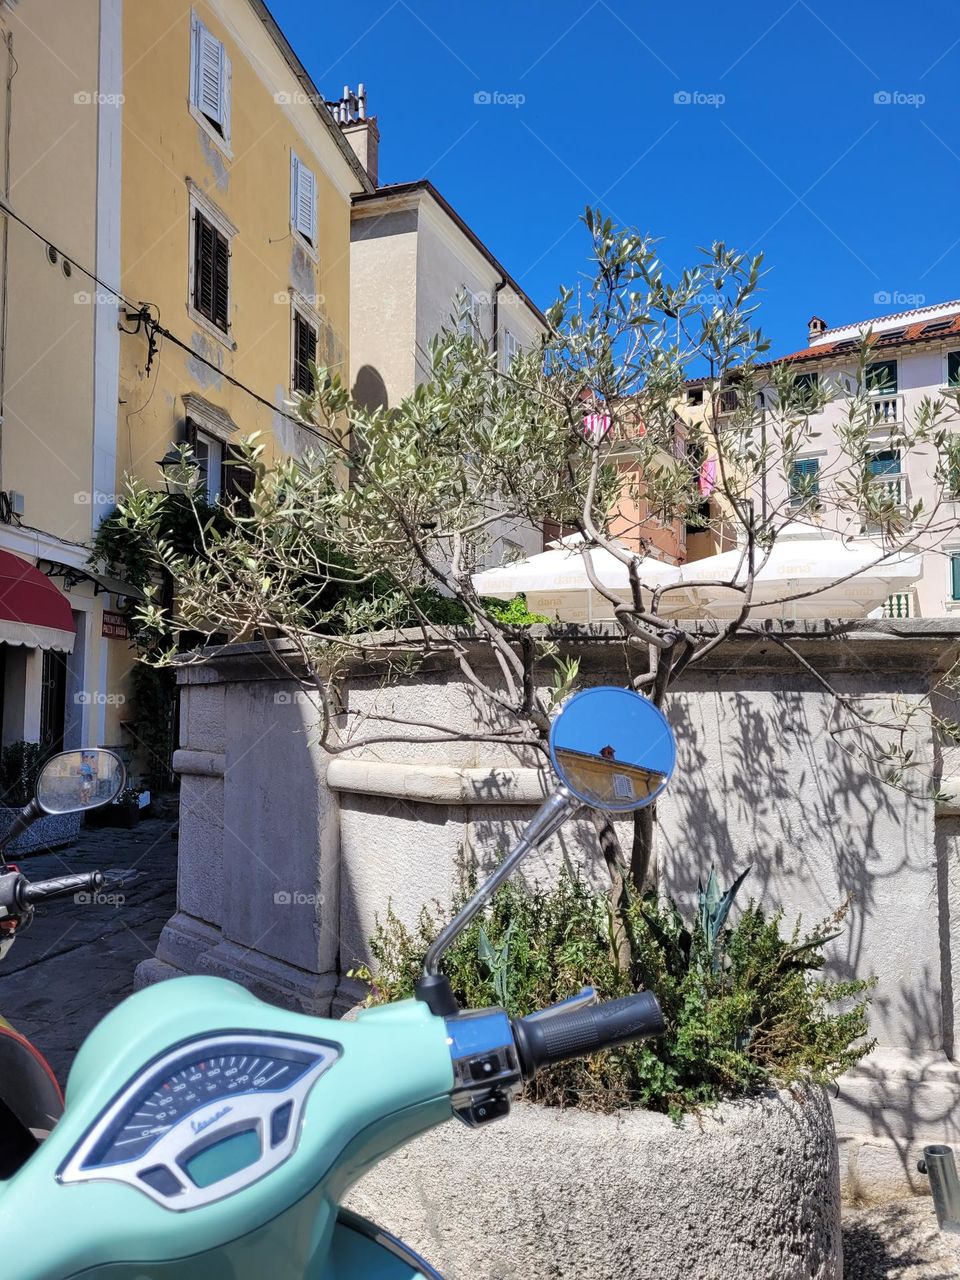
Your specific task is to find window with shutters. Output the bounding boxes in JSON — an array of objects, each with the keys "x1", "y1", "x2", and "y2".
[
  {"x1": 501, "y1": 329, "x2": 520, "y2": 370},
  {"x1": 458, "y1": 287, "x2": 483, "y2": 338},
  {"x1": 290, "y1": 152, "x2": 317, "y2": 249},
  {"x1": 185, "y1": 422, "x2": 224, "y2": 504},
  {"x1": 947, "y1": 351, "x2": 960, "y2": 388},
  {"x1": 192, "y1": 209, "x2": 230, "y2": 333},
  {"x1": 789, "y1": 457, "x2": 820, "y2": 507},
  {"x1": 190, "y1": 12, "x2": 231, "y2": 149},
  {"x1": 951, "y1": 553, "x2": 960, "y2": 603},
  {"x1": 292, "y1": 308, "x2": 318, "y2": 395}
]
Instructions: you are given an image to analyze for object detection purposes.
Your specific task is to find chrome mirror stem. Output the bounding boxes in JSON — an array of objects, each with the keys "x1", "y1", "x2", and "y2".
[{"x1": 415, "y1": 787, "x2": 578, "y2": 1013}]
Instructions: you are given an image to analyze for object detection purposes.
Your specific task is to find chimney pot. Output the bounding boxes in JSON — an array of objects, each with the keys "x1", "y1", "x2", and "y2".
[{"x1": 807, "y1": 315, "x2": 828, "y2": 343}]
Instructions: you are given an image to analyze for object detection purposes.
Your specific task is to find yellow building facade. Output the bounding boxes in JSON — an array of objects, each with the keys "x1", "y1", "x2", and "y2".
[
  {"x1": 109, "y1": 0, "x2": 372, "y2": 756},
  {"x1": 0, "y1": 0, "x2": 122, "y2": 757}
]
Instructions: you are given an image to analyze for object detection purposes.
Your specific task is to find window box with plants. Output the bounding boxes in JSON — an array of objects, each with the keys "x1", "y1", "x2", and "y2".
[{"x1": 346, "y1": 868, "x2": 871, "y2": 1280}]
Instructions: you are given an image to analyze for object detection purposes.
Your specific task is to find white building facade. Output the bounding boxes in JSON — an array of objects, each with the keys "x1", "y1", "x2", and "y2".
[{"x1": 719, "y1": 300, "x2": 960, "y2": 619}]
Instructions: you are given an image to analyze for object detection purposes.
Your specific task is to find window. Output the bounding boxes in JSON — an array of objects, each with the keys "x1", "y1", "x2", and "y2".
[
  {"x1": 686, "y1": 387, "x2": 704, "y2": 406},
  {"x1": 293, "y1": 309, "x2": 318, "y2": 395},
  {"x1": 190, "y1": 12, "x2": 231, "y2": 146},
  {"x1": 290, "y1": 152, "x2": 317, "y2": 248},
  {"x1": 869, "y1": 449, "x2": 901, "y2": 476},
  {"x1": 192, "y1": 209, "x2": 230, "y2": 332},
  {"x1": 184, "y1": 419, "x2": 252, "y2": 510},
  {"x1": 501, "y1": 328, "x2": 520, "y2": 370},
  {"x1": 718, "y1": 386, "x2": 738, "y2": 414},
  {"x1": 865, "y1": 359, "x2": 898, "y2": 394},
  {"x1": 951, "y1": 553, "x2": 960, "y2": 603},
  {"x1": 789, "y1": 457, "x2": 820, "y2": 506},
  {"x1": 458, "y1": 287, "x2": 482, "y2": 338},
  {"x1": 948, "y1": 351, "x2": 960, "y2": 387},
  {"x1": 793, "y1": 371, "x2": 819, "y2": 392},
  {"x1": 193, "y1": 429, "x2": 223, "y2": 504},
  {"x1": 924, "y1": 318, "x2": 955, "y2": 337}
]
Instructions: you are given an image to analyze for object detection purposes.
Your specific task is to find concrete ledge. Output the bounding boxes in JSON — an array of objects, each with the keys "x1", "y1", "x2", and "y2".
[
  {"x1": 937, "y1": 778, "x2": 960, "y2": 815},
  {"x1": 327, "y1": 759, "x2": 552, "y2": 805},
  {"x1": 348, "y1": 1089, "x2": 841, "y2": 1280},
  {"x1": 173, "y1": 749, "x2": 226, "y2": 778}
]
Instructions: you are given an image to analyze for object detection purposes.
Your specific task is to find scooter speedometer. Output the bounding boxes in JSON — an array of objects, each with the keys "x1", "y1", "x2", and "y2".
[{"x1": 57, "y1": 1032, "x2": 340, "y2": 1210}]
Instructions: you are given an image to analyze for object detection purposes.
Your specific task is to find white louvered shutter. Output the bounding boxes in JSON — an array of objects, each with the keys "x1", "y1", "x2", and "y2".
[
  {"x1": 193, "y1": 17, "x2": 225, "y2": 130},
  {"x1": 291, "y1": 153, "x2": 316, "y2": 246},
  {"x1": 502, "y1": 329, "x2": 520, "y2": 369}
]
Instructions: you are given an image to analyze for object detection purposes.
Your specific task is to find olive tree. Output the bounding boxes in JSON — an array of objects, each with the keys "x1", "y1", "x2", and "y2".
[{"x1": 115, "y1": 209, "x2": 960, "y2": 917}]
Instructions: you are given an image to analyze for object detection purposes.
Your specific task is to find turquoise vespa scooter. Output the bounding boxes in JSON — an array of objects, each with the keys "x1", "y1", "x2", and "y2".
[{"x1": 0, "y1": 686, "x2": 676, "y2": 1278}]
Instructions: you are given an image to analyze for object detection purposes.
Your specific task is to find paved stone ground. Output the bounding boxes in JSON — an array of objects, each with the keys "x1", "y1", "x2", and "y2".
[
  {"x1": 843, "y1": 1200, "x2": 960, "y2": 1278},
  {"x1": 0, "y1": 815, "x2": 177, "y2": 1085}
]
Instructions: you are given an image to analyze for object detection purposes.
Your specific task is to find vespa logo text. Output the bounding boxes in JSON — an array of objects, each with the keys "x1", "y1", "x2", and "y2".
[{"x1": 191, "y1": 1105, "x2": 232, "y2": 1135}]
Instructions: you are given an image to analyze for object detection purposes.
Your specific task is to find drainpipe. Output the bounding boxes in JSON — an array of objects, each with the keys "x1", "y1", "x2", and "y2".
[
  {"x1": 918, "y1": 1145, "x2": 960, "y2": 1234},
  {"x1": 492, "y1": 276, "x2": 506, "y2": 367}
]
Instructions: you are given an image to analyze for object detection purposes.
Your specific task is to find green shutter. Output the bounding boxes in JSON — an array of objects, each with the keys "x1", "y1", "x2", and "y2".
[{"x1": 952, "y1": 555, "x2": 960, "y2": 602}]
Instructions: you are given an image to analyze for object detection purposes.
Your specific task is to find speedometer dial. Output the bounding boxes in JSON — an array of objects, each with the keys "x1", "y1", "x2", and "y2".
[{"x1": 90, "y1": 1044, "x2": 316, "y2": 1167}]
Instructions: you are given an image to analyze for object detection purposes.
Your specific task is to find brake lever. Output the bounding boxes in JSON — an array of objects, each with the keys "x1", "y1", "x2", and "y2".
[{"x1": 523, "y1": 986, "x2": 598, "y2": 1022}]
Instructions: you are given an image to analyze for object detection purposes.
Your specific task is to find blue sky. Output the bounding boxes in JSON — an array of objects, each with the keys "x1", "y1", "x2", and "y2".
[{"x1": 270, "y1": 0, "x2": 960, "y2": 358}]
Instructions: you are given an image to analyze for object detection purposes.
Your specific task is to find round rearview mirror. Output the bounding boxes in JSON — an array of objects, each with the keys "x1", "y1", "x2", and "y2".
[
  {"x1": 549, "y1": 687, "x2": 676, "y2": 811},
  {"x1": 36, "y1": 749, "x2": 126, "y2": 815}
]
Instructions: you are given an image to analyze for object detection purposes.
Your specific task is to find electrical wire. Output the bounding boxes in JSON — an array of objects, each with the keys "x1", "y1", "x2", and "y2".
[{"x1": 0, "y1": 196, "x2": 330, "y2": 439}]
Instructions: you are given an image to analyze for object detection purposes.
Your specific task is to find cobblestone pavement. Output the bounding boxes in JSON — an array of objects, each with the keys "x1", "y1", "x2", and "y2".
[
  {"x1": 0, "y1": 816, "x2": 177, "y2": 1085},
  {"x1": 843, "y1": 1199, "x2": 960, "y2": 1278}
]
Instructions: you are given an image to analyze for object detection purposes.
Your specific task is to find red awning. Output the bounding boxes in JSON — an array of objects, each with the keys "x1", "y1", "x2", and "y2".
[{"x1": 0, "y1": 551, "x2": 75, "y2": 653}]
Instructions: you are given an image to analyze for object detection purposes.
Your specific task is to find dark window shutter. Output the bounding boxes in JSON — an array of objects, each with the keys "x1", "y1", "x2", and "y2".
[
  {"x1": 949, "y1": 351, "x2": 960, "y2": 387},
  {"x1": 213, "y1": 229, "x2": 229, "y2": 331},
  {"x1": 184, "y1": 417, "x2": 199, "y2": 449},
  {"x1": 222, "y1": 444, "x2": 253, "y2": 515},
  {"x1": 952, "y1": 555, "x2": 960, "y2": 602},
  {"x1": 193, "y1": 211, "x2": 229, "y2": 332},
  {"x1": 293, "y1": 312, "x2": 317, "y2": 394}
]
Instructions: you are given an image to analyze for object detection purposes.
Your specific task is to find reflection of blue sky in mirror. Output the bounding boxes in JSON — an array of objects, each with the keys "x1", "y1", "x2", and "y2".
[{"x1": 552, "y1": 689, "x2": 676, "y2": 778}]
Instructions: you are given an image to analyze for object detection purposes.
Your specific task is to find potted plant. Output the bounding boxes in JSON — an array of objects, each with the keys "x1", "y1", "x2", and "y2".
[
  {"x1": 116, "y1": 785, "x2": 143, "y2": 829},
  {"x1": 346, "y1": 869, "x2": 872, "y2": 1280}
]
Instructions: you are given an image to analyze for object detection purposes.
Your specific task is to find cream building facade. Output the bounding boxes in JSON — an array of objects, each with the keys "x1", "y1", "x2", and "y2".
[{"x1": 0, "y1": 0, "x2": 122, "y2": 755}]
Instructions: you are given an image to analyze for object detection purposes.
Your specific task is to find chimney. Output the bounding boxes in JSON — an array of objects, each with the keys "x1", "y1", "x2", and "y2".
[
  {"x1": 327, "y1": 84, "x2": 379, "y2": 187},
  {"x1": 807, "y1": 315, "x2": 828, "y2": 344}
]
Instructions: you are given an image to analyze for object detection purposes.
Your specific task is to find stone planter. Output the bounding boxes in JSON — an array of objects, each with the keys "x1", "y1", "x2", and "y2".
[
  {"x1": 0, "y1": 805, "x2": 81, "y2": 854},
  {"x1": 347, "y1": 1088, "x2": 842, "y2": 1280}
]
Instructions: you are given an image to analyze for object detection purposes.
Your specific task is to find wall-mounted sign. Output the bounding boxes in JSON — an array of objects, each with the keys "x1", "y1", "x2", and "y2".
[{"x1": 102, "y1": 611, "x2": 129, "y2": 639}]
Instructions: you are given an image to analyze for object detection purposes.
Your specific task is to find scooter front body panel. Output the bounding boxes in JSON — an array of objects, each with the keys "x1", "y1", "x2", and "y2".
[{"x1": 0, "y1": 976, "x2": 454, "y2": 1279}]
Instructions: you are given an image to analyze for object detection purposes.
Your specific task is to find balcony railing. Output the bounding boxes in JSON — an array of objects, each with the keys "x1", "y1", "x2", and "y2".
[
  {"x1": 882, "y1": 592, "x2": 913, "y2": 619},
  {"x1": 870, "y1": 473, "x2": 907, "y2": 507},
  {"x1": 868, "y1": 393, "x2": 903, "y2": 427}
]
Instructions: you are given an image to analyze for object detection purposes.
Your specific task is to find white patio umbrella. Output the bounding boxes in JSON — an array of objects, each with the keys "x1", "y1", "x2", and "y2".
[
  {"x1": 673, "y1": 527, "x2": 923, "y2": 620},
  {"x1": 471, "y1": 534, "x2": 682, "y2": 623}
]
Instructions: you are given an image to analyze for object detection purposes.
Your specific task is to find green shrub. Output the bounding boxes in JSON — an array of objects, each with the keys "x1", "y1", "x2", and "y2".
[{"x1": 357, "y1": 869, "x2": 874, "y2": 1118}]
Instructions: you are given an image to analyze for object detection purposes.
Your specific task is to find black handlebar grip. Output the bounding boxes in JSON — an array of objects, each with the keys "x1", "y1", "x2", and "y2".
[
  {"x1": 19, "y1": 870, "x2": 104, "y2": 906},
  {"x1": 513, "y1": 991, "x2": 665, "y2": 1080}
]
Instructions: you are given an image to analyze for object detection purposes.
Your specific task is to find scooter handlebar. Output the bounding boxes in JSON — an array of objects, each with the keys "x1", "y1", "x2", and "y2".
[
  {"x1": 18, "y1": 870, "x2": 104, "y2": 906},
  {"x1": 512, "y1": 991, "x2": 665, "y2": 1080}
]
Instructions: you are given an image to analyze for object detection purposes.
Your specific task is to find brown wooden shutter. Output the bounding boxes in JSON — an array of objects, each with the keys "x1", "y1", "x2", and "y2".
[
  {"x1": 213, "y1": 229, "x2": 229, "y2": 331},
  {"x1": 293, "y1": 312, "x2": 317, "y2": 394},
  {"x1": 222, "y1": 444, "x2": 253, "y2": 515},
  {"x1": 193, "y1": 211, "x2": 229, "y2": 332}
]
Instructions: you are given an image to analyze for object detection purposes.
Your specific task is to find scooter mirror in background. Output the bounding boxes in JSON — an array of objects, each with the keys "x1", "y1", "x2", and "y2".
[
  {"x1": 35, "y1": 749, "x2": 126, "y2": 814},
  {"x1": 549, "y1": 687, "x2": 676, "y2": 811}
]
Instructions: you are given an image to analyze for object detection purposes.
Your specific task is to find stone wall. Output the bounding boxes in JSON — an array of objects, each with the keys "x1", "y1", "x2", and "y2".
[{"x1": 135, "y1": 620, "x2": 960, "y2": 1198}]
